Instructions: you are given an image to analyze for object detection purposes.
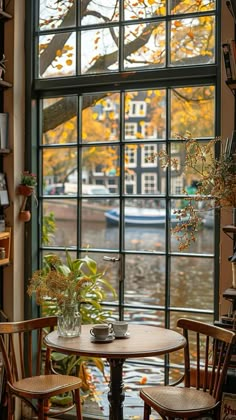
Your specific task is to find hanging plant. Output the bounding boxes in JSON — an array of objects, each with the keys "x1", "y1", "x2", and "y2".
[{"x1": 18, "y1": 171, "x2": 38, "y2": 221}]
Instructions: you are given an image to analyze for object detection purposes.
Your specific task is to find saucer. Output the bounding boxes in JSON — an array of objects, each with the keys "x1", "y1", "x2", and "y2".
[
  {"x1": 90, "y1": 334, "x2": 115, "y2": 343},
  {"x1": 114, "y1": 332, "x2": 130, "y2": 339}
]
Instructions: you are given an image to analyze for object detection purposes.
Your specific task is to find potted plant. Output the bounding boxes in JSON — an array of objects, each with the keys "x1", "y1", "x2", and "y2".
[
  {"x1": 148, "y1": 134, "x2": 236, "y2": 251},
  {"x1": 27, "y1": 250, "x2": 116, "y2": 406},
  {"x1": 18, "y1": 171, "x2": 37, "y2": 222},
  {"x1": 27, "y1": 250, "x2": 117, "y2": 334},
  {"x1": 18, "y1": 171, "x2": 37, "y2": 195},
  {"x1": 0, "y1": 54, "x2": 7, "y2": 80}
]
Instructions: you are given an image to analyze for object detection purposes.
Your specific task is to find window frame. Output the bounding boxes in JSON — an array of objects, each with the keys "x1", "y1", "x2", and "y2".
[{"x1": 24, "y1": 1, "x2": 222, "y2": 409}]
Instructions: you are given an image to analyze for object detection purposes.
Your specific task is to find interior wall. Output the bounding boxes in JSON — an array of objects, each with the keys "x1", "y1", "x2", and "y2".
[
  {"x1": 220, "y1": 1, "x2": 235, "y2": 316},
  {"x1": 1, "y1": 1, "x2": 235, "y2": 322},
  {"x1": 3, "y1": 0, "x2": 25, "y2": 321}
]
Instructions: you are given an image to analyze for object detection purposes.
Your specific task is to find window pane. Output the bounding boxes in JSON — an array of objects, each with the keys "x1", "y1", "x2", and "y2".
[
  {"x1": 124, "y1": 22, "x2": 166, "y2": 69},
  {"x1": 124, "y1": 0, "x2": 166, "y2": 19},
  {"x1": 170, "y1": 16, "x2": 215, "y2": 66},
  {"x1": 82, "y1": 93, "x2": 120, "y2": 142},
  {"x1": 81, "y1": 1, "x2": 119, "y2": 25},
  {"x1": 170, "y1": 86, "x2": 215, "y2": 137},
  {"x1": 170, "y1": 257, "x2": 214, "y2": 310},
  {"x1": 125, "y1": 254, "x2": 166, "y2": 306},
  {"x1": 124, "y1": 90, "x2": 166, "y2": 140},
  {"x1": 170, "y1": 199, "x2": 215, "y2": 254},
  {"x1": 42, "y1": 97, "x2": 77, "y2": 144},
  {"x1": 123, "y1": 199, "x2": 166, "y2": 252},
  {"x1": 81, "y1": 27, "x2": 119, "y2": 74},
  {"x1": 42, "y1": 199, "x2": 77, "y2": 247},
  {"x1": 81, "y1": 145, "x2": 120, "y2": 190},
  {"x1": 170, "y1": 140, "x2": 215, "y2": 195},
  {"x1": 39, "y1": 33, "x2": 76, "y2": 78},
  {"x1": 42, "y1": 148, "x2": 78, "y2": 189},
  {"x1": 39, "y1": 0, "x2": 76, "y2": 31},
  {"x1": 81, "y1": 198, "x2": 120, "y2": 250},
  {"x1": 170, "y1": 0, "x2": 215, "y2": 14}
]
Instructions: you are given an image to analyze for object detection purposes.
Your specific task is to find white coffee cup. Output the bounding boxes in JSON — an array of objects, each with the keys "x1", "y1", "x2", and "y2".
[
  {"x1": 111, "y1": 321, "x2": 128, "y2": 337},
  {"x1": 90, "y1": 324, "x2": 112, "y2": 340}
]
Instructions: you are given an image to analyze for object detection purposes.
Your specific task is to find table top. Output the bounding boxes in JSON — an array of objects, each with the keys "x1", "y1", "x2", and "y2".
[{"x1": 45, "y1": 324, "x2": 186, "y2": 359}]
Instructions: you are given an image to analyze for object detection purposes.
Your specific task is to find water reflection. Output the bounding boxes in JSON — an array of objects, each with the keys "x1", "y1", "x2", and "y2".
[{"x1": 82, "y1": 221, "x2": 214, "y2": 254}]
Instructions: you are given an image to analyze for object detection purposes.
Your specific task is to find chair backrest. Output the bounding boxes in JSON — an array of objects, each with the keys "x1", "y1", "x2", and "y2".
[
  {"x1": 177, "y1": 318, "x2": 236, "y2": 402},
  {"x1": 0, "y1": 316, "x2": 57, "y2": 385}
]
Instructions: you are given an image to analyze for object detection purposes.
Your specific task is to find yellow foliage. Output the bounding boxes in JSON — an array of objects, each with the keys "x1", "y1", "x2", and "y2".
[
  {"x1": 63, "y1": 44, "x2": 73, "y2": 51},
  {"x1": 66, "y1": 59, "x2": 73, "y2": 66},
  {"x1": 109, "y1": 111, "x2": 115, "y2": 120},
  {"x1": 64, "y1": 121, "x2": 74, "y2": 130}
]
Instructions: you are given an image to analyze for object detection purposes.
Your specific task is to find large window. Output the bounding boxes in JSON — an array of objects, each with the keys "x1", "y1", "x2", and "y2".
[{"x1": 27, "y1": 1, "x2": 220, "y2": 418}]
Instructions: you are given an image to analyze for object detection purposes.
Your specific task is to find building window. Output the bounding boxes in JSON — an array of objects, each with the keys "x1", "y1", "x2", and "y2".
[
  {"x1": 141, "y1": 122, "x2": 158, "y2": 139},
  {"x1": 141, "y1": 144, "x2": 158, "y2": 167},
  {"x1": 125, "y1": 146, "x2": 137, "y2": 167},
  {"x1": 125, "y1": 122, "x2": 138, "y2": 139},
  {"x1": 142, "y1": 173, "x2": 157, "y2": 194},
  {"x1": 171, "y1": 176, "x2": 184, "y2": 195},
  {"x1": 125, "y1": 174, "x2": 137, "y2": 194},
  {"x1": 128, "y1": 101, "x2": 147, "y2": 117}
]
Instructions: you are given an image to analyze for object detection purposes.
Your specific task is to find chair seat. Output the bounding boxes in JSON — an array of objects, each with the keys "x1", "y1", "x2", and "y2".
[
  {"x1": 10, "y1": 374, "x2": 82, "y2": 399},
  {"x1": 140, "y1": 386, "x2": 217, "y2": 417}
]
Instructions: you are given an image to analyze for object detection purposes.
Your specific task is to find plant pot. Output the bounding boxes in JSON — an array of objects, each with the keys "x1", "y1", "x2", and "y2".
[
  {"x1": 57, "y1": 303, "x2": 81, "y2": 337},
  {"x1": 19, "y1": 210, "x2": 31, "y2": 222},
  {"x1": 18, "y1": 184, "x2": 34, "y2": 196}
]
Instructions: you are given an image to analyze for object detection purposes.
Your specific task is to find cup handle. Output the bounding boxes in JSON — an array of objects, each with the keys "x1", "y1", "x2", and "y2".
[{"x1": 90, "y1": 329, "x2": 95, "y2": 336}]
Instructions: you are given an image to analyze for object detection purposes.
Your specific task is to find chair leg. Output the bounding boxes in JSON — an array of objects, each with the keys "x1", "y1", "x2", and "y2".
[
  {"x1": 143, "y1": 402, "x2": 151, "y2": 420},
  {"x1": 37, "y1": 399, "x2": 45, "y2": 420},
  {"x1": 74, "y1": 388, "x2": 82, "y2": 420},
  {"x1": 7, "y1": 394, "x2": 14, "y2": 420}
]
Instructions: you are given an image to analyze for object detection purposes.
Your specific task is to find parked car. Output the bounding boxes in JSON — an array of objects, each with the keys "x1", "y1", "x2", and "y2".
[
  {"x1": 43, "y1": 183, "x2": 65, "y2": 195},
  {"x1": 82, "y1": 184, "x2": 110, "y2": 195}
]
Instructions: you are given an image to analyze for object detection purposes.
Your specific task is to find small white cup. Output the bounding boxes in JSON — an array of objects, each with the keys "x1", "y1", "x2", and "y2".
[
  {"x1": 90, "y1": 324, "x2": 112, "y2": 340},
  {"x1": 111, "y1": 321, "x2": 128, "y2": 337}
]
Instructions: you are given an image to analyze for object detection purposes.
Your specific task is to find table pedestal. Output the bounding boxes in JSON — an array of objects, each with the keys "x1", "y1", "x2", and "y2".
[{"x1": 108, "y1": 358, "x2": 125, "y2": 420}]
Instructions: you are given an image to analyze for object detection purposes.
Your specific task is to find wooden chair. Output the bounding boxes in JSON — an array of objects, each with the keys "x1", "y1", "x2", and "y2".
[
  {"x1": 140, "y1": 318, "x2": 236, "y2": 420},
  {"x1": 0, "y1": 316, "x2": 83, "y2": 420}
]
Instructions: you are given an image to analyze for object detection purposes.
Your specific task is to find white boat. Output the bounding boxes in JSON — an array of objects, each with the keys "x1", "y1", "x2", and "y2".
[{"x1": 104, "y1": 207, "x2": 187, "y2": 227}]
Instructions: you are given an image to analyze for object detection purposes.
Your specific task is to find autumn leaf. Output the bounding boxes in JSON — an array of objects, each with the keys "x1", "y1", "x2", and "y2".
[{"x1": 174, "y1": 20, "x2": 182, "y2": 28}]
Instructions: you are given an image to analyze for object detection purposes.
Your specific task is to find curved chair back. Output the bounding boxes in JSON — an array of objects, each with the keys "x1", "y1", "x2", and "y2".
[
  {"x1": 0, "y1": 316, "x2": 57, "y2": 385},
  {"x1": 177, "y1": 318, "x2": 236, "y2": 402}
]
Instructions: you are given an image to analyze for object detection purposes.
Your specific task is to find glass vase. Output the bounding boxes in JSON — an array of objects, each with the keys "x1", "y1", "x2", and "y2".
[{"x1": 57, "y1": 302, "x2": 81, "y2": 337}]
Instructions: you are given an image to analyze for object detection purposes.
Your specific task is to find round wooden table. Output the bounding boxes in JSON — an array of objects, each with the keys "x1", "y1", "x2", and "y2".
[{"x1": 45, "y1": 324, "x2": 186, "y2": 420}]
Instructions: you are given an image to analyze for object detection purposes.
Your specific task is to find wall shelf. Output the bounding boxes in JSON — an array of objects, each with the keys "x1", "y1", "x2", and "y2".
[
  {"x1": 0, "y1": 80, "x2": 12, "y2": 89},
  {"x1": 0, "y1": 10, "x2": 12, "y2": 21},
  {"x1": 0, "y1": 148, "x2": 10, "y2": 155},
  {"x1": 223, "y1": 224, "x2": 236, "y2": 242},
  {"x1": 0, "y1": 227, "x2": 11, "y2": 266}
]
